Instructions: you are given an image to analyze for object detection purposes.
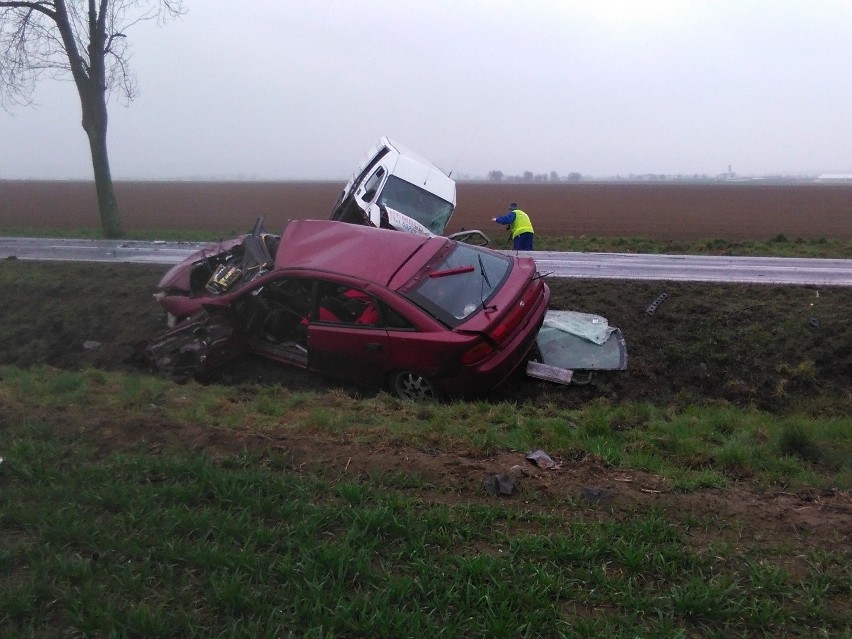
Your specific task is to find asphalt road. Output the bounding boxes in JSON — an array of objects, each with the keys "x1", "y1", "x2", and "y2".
[{"x1": 2, "y1": 237, "x2": 851, "y2": 287}]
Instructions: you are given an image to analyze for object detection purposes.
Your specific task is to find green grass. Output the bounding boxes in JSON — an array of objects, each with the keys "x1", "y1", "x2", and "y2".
[
  {"x1": 1, "y1": 419, "x2": 849, "y2": 638},
  {"x1": 2, "y1": 366, "x2": 849, "y2": 492}
]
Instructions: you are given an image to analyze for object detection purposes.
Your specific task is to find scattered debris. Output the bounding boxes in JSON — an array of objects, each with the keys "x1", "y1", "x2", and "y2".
[
  {"x1": 532, "y1": 310, "x2": 628, "y2": 379},
  {"x1": 525, "y1": 449, "x2": 559, "y2": 470},
  {"x1": 483, "y1": 474, "x2": 516, "y2": 497},
  {"x1": 526, "y1": 361, "x2": 573, "y2": 385},
  {"x1": 83, "y1": 340, "x2": 101, "y2": 350},
  {"x1": 645, "y1": 292, "x2": 668, "y2": 315},
  {"x1": 509, "y1": 464, "x2": 531, "y2": 477},
  {"x1": 809, "y1": 316, "x2": 821, "y2": 329}
]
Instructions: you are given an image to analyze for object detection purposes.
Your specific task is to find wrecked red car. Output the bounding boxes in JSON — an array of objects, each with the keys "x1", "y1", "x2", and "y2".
[{"x1": 144, "y1": 219, "x2": 550, "y2": 400}]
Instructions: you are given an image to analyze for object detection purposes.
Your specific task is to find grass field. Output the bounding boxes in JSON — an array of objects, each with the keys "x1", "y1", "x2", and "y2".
[
  {"x1": 1, "y1": 410, "x2": 848, "y2": 637},
  {"x1": 1, "y1": 251, "x2": 849, "y2": 636}
]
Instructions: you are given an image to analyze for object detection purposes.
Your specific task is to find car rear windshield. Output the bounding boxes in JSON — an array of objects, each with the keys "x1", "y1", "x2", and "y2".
[{"x1": 404, "y1": 244, "x2": 511, "y2": 326}]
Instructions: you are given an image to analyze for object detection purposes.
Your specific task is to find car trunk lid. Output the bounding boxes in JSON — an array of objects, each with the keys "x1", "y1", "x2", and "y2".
[{"x1": 527, "y1": 310, "x2": 628, "y2": 385}]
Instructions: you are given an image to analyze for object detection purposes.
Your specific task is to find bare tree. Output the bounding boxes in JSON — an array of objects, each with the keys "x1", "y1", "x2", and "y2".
[{"x1": 0, "y1": 1, "x2": 186, "y2": 237}]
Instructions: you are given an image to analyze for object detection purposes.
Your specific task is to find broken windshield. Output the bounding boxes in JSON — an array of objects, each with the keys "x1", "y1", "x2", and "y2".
[
  {"x1": 378, "y1": 175, "x2": 454, "y2": 234},
  {"x1": 404, "y1": 244, "x2": 510, "y2": 326}
]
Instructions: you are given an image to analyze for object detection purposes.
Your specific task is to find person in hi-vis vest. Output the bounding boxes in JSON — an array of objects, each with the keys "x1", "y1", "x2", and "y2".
[{"x1": 492, "y1": 202, "x2": 534, "y2": 250}]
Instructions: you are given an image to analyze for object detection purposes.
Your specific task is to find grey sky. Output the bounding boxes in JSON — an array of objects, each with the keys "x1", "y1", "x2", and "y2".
[{"x1": 3, "y1": 0, "x2": 851, "y2": 180}]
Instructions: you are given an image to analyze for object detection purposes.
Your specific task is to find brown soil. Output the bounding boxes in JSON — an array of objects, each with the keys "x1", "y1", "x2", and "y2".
[{"x1": 2, "y1": 179, "x2": 851, "y2": 240}]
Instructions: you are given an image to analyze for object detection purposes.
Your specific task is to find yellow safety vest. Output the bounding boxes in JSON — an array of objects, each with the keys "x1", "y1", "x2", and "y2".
[{"x1": 510, "y1": 209, "x2": 534, "y2": 238}]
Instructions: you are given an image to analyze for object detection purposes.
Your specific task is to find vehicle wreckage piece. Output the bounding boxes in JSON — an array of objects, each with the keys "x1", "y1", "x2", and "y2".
[
  {"x1": 154, "y1": 217, "x2": 278, "y2": 326},
  {"x1": 329, "y1": 136, "x2": 491, "y2": 244},
  {"x1": 526, "y1": 310, "x2": 628, "y2": 385},
  {"x1": 142, "y1": 312, "x2": 242, "y2": 381}
]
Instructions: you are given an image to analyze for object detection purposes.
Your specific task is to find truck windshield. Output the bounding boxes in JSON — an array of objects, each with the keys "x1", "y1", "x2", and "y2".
[
  {"x1": 378, "y1": 175, "x2": 454, "y2": 235},
  {"x1": 404, "y1": 244, "x2": 511, "y2": 326}
]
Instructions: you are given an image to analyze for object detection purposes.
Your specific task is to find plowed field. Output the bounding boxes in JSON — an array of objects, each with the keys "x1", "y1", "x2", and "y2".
[{"x1": 2, "y1": 179, "x2": 850, "y2": 240}]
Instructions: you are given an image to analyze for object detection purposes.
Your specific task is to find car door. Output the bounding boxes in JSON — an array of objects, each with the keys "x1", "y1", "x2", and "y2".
[{"x1": 306, "y1": 283, "x2": 395, "y2": 387}]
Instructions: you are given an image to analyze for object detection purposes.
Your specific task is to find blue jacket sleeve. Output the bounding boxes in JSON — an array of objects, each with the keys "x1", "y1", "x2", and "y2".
[{"x1": 494, "y1": 212, "x2": 516, "y2": 225}]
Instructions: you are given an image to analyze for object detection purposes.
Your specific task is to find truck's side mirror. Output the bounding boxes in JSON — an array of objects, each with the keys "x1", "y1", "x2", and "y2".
[{"x1": 361, "y1": 188, "x2": 377, "y2": 203}]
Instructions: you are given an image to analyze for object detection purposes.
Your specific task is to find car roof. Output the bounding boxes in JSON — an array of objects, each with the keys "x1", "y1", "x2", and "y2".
[{"x1": 274, "y1": 219, "x2": 443, "y2": 287}]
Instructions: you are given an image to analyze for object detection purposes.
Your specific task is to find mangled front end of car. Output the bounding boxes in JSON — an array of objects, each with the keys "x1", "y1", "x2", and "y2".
[
  {"x1": 140, "y1": 309, "x2": 245, "y2": 381},
  {"x1": 155, "y1": 217, "x2": 279, "y2": 325}
]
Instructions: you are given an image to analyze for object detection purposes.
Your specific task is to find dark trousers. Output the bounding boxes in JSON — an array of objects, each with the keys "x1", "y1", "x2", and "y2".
[{"x1": 513, "y1": 232, "x2": 534, "y2": 251}]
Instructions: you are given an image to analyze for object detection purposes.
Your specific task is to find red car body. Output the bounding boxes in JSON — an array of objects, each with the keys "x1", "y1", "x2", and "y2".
[{"x1": 147, "y1": 219, "x2": 549, "y2": 399}]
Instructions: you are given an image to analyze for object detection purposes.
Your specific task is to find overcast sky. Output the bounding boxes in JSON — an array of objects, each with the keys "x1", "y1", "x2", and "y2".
[{"x1": 2, "y1": 1, "x2": 851, "y2": 180}]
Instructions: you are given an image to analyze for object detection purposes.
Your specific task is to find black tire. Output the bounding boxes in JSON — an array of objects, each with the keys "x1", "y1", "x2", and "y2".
[{"x1": 389, "y1": 370, "x2": 440, "y2": 401}]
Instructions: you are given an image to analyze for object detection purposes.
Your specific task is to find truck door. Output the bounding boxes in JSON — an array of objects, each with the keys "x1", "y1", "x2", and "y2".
[
  {"x1": 329, "y1": 145, "x2": 392, "y2": 227},
  {"x1": 355, "y1": 165, "x2": 388, "y2": 228}
]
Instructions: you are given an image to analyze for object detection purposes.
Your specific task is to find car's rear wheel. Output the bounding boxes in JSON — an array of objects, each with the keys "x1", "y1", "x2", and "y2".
[{"x1": 389, "y1": 370, "x2": 440, "y2": 401}]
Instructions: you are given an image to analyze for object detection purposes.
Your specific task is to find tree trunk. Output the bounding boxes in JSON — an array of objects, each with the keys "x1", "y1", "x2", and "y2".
[
  {"x1": 87, "y1": 124, "x2": 123, "y2": 238},
  {"x1": 81, "y1": 88, "x2": 123, "y2": 238}
]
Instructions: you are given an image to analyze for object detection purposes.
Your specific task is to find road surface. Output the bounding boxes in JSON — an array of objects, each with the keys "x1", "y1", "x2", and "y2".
[{"x1": 1, "y1": 237, "x2": 850, "y2": 286}]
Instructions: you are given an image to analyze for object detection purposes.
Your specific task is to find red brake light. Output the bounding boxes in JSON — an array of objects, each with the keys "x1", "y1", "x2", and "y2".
[{"x1": 461, "y1": 340, "x2": 495, "y2": 365}]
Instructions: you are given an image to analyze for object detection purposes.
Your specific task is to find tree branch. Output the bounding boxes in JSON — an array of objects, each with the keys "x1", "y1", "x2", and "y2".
[
  {"x1": 0, "y1": 2, "x2": 56, "y2": 19},
  {"x1": 2, "y1": 0, "x2": 186, "y2": 106}
]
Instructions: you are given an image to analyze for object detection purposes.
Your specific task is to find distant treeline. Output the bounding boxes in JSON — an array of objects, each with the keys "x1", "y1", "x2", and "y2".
[{"x1": 473, "y1": 170, "x2": 832, "y2": 184}]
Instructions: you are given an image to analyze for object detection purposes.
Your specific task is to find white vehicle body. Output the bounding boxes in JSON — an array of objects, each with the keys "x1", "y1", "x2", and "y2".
[{"x1": 330, "y1": 137, "x2": 458, "y2": 237}]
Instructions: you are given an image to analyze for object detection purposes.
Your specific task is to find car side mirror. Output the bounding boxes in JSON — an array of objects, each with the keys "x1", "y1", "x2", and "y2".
[{"x1": 361, "y1": 188, "x2": 377, "y2": 203}]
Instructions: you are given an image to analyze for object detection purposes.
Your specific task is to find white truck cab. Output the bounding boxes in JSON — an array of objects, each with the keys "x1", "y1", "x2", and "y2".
[{"x1": 330, "y1": 137, "x2": 458, "y2": 236}]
